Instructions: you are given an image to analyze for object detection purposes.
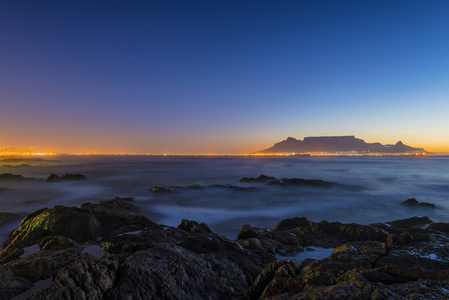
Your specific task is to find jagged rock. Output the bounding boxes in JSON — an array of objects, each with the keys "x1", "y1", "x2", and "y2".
[
  {"x1": 26, "y1": 255, "x2": 119, "y2": 299},
  {"x1": 0, "y1": 201, "x2": 275, "y2": 299},
  {"x1": 4, "y1": 206, "x2": 101, "y2": 248},
  {"x1": 241, "y1": 215, "x2": 449, "y2": 299},
  {"x1": 0, "y1": 264, "x2": 15, "y2": 289},
  {"x1": 3, "y1": 205, "x2": 449, "y2": 299},
  {"x1": 279, "y1": 178, "x2": 335, "y2": 188},
  {"x1": 237, "y1": 217, "x2": 393, "y2": 261},
  {"x1": 5, "y1": 248, "x2": 83, "y2": 282},
  {"x1": 227, "y1": 185, "x2": 257, "y2": 191},
  {"x1": 254, "y1": 239, "x2": 449, "y2": 299},
  {"x1": 185, "y1": 184, "x2": 204, "y2": 190},
  {"x1": 270, "y1": 218, "x2": 389, "y2": 248},
  {"x1": 238, "y1": 224, "x2": 303, "y2": 257},
  {"x1": 177, "y1": 219, "x2": 217, "y2": 234},
  {"x1": 427, "y1": 222, "x2": 449, "y2": 233},
  {"x1": 45, "y1": 173, "x2": 60, "y2": 182},
  {"x1": 79, "y1": 196, "x2": 137, "y2": 211},
  {"x1": 46, "y1": 173, "x2": 86, "y2": 182},
  {"x1": 239, "y1": 175, "x2": 337, "y2": 188},
  {"x1": 240, "y1": 175, "x2": 276, "y2": 183},
  {"x1": 101, "y1": 223, "x2": 274, "y2": 299},
  {"x1": 40, "y1": 236, "x2": 76, "y2": 250},
  {"x1": 0, "y1": 173, "x2": 26, "y2": 181},
  {"x1": 273, "y1": 217, "x2": 312, "y2": 231},
  {"x1": 0, "y1": 199, "x2": 159, "y2": 264},
  {"x1": 248, "y1": 259, "x2": 297, "y2": 300},
  {"x1": 401, "y1": 198, "x2": 436, "y2": 208},
  {"x1": 386, "y1": 216, "x2": 433, "y2": 230},
  {"x1": 150, "y1": 186, "x2": 171, "y2": 192}
]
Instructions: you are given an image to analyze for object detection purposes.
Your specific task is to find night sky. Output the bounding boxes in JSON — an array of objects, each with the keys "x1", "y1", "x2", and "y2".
[{"x1": 1, "y1": 1, "x2": 449, "y2": 154}]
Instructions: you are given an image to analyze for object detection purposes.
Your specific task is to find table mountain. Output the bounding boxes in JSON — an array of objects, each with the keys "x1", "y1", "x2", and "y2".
[{"x1": 258, "y1": 136, "x2": 426, "y2": 154}]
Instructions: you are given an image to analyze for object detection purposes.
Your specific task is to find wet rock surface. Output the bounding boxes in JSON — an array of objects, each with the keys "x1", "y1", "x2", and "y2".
[
  {"x1": 1, "y1": 198, "x2": 449, "y2": 299},
  {"x1": 0, "y1": 198, "x2": 272, "y2": 299},
  {"x1": 238, "y1": 216, "x2": 449, "y2": 299}
]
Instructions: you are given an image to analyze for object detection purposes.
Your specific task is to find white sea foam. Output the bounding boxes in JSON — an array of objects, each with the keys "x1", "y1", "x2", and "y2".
[{"x1": 1, "y1": 155, "x2": 449, "y2": 239}]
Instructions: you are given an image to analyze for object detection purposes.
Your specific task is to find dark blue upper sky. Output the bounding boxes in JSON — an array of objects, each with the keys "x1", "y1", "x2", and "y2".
[{"x1": 1, "y1": 1, "x2": 449, "y2": 153}]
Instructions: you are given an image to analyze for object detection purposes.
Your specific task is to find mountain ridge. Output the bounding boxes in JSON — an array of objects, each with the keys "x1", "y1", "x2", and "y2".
[{"x1": 258, "y1": 136, "x2": 427, "y2": 154}]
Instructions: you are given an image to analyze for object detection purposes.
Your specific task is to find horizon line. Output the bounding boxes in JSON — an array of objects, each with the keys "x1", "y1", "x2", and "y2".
[{"x1": 2, "y1": 152, "x2": 449, "y2": 157}]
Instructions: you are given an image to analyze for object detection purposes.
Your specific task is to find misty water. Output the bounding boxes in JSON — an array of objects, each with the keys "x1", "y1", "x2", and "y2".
[{"x1": 1, "y1": 155, "x2": 449, "y2": 243}]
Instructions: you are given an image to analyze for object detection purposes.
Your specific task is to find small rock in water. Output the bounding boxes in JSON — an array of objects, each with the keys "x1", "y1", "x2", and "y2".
[
  {"x1": 239, "y1": 174, "x2": 277, "y2": 183},
  {"x1": 46, "y1": 173, "x2": 86, "y2": 182},
  {"x1": 0, "y1": 173, "x2": 26, "y2": 181},
  {"x1": 79, "y1": 196, "x2": 137, "y2": 211},
  {"x1": 149, "y1": 186, "x2": 171, "y2": 192},
  {"x1": 401, "y1": 198, "x2": 436, "y2": 208}
]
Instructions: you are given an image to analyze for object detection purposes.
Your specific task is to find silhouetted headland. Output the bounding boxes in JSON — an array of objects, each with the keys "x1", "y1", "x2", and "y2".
[{"x1": 258, "y1": 135, "x2": 427, "y2": 154}]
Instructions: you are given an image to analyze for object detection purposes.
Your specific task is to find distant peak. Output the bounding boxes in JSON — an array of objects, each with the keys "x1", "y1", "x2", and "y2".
[{"x1": 257, "y1": 135, "x2": 426, "y2": 154}]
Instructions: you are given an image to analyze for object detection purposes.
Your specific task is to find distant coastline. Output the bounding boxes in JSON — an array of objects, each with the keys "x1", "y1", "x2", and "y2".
[
  {"x1": 257, "y1": 135, "x2": 428, "y2": 155},
  {"x1": 2, "y1": 134, "x2": 447, "y2": 157}
]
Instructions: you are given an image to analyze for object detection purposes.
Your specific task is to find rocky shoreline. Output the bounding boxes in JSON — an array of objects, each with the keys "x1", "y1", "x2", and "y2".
[{"x1": 1, "y1": 197, "x2": 449, "y2": 299}]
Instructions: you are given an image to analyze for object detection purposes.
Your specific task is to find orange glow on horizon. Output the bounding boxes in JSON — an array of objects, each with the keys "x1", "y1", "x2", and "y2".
[{"x1": 2, "y1": 137, "x2": 449, "y2": 156}]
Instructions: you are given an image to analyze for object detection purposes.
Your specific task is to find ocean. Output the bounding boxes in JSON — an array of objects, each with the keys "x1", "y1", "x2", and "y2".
[{"x1": 1, "y1": 155, "x2": 449, "y2": 242}]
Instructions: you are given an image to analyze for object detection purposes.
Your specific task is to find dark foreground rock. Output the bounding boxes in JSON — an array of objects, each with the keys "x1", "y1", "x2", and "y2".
[
  {"x1": 247, "y1": 239, "x2": 449, "y2": 299},
  {"x1": 2, "y1": 200, "x2": 449, "y2": 299},
  {"x1": 0, "y1": 198, "x2": 274, "y2": 299},
  {"x1": 237, "y1": 216, "x2": 449, "y2": 299},
  {"x1": 237, "y1": 216, "x2": 390, "y2": 256}
]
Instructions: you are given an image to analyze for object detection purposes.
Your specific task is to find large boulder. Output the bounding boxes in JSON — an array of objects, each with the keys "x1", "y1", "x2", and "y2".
[
  {"x1": 4, "y1": 205, "x2": 449, "y2": 299},
  {"x1": 238, "y1": 217, "x2": 389, "y2": 255},
  {"x1": 0, "y1": 199, "x2": 275, "y2": 299},
  {"x1": 250, "y1": 239, "x2": 449, "y2": 299}
]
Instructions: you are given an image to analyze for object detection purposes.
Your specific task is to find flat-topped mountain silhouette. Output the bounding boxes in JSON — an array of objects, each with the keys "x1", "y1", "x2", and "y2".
[{"x1": 258, "y1": 136, "x2": 427, "y2": 154}]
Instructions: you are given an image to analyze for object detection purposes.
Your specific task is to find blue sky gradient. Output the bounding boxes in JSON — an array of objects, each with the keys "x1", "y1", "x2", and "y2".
[{"x1": 1, "y1": 1, "x2": 449, "y2": 153}]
